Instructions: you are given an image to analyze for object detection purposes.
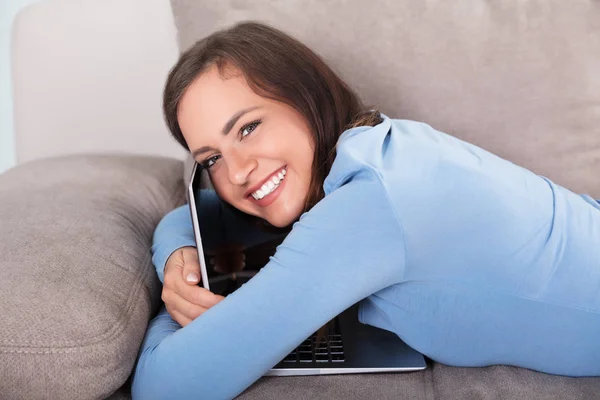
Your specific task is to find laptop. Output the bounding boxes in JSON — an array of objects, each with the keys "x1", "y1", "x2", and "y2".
[{"x1": 187, "y1": 162, "x2": 426, "y2": 376}]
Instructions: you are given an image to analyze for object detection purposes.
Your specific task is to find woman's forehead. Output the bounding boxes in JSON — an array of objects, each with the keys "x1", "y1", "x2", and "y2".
[
  {"x1": 178, "y1": 68, "x2": 264, "y2": 133},
  {"x1": 184, "y1": 68, "x2": 256, "y2": 111}
]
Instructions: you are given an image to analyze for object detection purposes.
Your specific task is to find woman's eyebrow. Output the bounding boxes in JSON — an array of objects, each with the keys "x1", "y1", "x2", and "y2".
[
  {"x1": 191, "y1": 106, "x2": 262, "y2": 158},
  {"x1": 221, "y1": 106, "x2": 261, "y2": 135},
  {"x1": 192, "y1": 146, "x2": 214, "y2": 158}
]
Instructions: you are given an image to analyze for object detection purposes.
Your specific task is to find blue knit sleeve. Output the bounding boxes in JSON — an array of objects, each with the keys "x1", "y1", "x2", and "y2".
[{"x1": 132, "y1": 170, "x2": 406, "y2": 399}]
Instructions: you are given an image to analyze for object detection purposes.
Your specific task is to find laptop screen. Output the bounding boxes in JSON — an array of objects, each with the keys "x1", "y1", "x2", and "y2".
[{"x1": 187, "y1": 162, "x2": 282, "y2": 296}]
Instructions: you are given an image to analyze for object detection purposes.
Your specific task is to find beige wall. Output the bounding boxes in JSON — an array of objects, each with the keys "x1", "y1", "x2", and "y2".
[
  {"x1": 1, "y1": 0, "x2": 40, "y2": 174},
  {"x1": 11, "y1": 0, "x2": 187, "y2": 166}
]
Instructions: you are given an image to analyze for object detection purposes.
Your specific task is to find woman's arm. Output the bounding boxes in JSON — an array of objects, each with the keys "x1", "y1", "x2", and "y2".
[
  {"x1": 151, "y1": 189, "x2": 286, "y2": 283},
  {"x1": 132, "y1": 171, "x2": 406, "y2": 399},
  {"x1": 151, "y1": 205, "x2": 197, "y2": 284}
]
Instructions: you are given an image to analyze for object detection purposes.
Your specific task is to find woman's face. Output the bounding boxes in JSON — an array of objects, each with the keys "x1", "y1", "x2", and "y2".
[{"x1": 178, "y1": 65, "x2": 315, "y2": 228}]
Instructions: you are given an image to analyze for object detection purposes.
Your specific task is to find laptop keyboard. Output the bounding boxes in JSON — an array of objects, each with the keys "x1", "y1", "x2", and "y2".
[
  {"x1": 282, "y1": 317, "x2": 345, "y2": 364},
  {"x1": 215, "y1": 276, "x2": 346, "y2": 364}
]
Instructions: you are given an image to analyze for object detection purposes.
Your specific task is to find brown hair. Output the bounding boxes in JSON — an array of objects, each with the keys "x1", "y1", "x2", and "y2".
[{"x1": 163, "y1": 21, "x2": 382, "y2": 218}]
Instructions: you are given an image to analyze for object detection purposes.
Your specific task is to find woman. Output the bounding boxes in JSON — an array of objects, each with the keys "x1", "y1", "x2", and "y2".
[{"x1": 132, "y1": 21, "x2": 600, "y2": 399}]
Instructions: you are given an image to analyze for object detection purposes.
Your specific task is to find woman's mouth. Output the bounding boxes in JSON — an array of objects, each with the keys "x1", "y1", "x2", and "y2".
[
  {"x1": 247, "y1": 166, "x2": 287, "y2": 208},
  {"x1": 251, "y1": 167, "x2": 287, "y2": 200}
]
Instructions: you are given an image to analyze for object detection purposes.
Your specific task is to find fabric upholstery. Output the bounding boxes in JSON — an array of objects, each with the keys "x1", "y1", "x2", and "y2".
[
  {"x1": 431, "y1": 364, "x2": 600, "y2": 400},
  {"x1": 238, "y1": 367, "x2": 435, "y2": 400},
  {"x1": 0, "y1": 155, "x2": 184, "y2": 399},
  {"x1": 235, "y1": 363, "x2": 600, "y2": 400}
]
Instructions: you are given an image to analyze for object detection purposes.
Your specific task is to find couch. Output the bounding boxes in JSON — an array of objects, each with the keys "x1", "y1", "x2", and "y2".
[{"x1": 2, "y1": 0, "x2": 600, "y2": 398}]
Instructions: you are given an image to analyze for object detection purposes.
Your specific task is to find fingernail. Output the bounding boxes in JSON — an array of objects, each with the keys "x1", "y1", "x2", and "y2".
[{"x1": 186, "y1": 273, "x2": 199, "y2": 282}]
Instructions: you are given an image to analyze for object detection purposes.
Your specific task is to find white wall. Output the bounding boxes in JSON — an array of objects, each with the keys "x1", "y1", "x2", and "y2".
[
  {"x1": 3, "y1": 0, "x2": 184, "y2": 174},
  {"x1": 10, "y1": 0, "x2": 185, "y2": 168},
  {"x1": 0, "y1": 0, "x2": 39, "y2": 174}
]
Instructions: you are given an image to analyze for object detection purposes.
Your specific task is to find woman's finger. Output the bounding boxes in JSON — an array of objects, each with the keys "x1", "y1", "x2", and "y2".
[
  {"x1": 182, "y1": 247, "x2": 202, "y2": 285},
  {"x1": 165, "y1": 290, "x2": 208, "y2": 321},
  {"x1": 163, "y1": 246, "x2": 195, "y2": 286},
  {"x1": 174, "y1": 276, "x2": 224, "y2": 308}
]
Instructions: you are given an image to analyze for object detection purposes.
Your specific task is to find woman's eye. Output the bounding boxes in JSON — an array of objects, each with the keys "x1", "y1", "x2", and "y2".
[
  {"x1": 201, "y1": 155, "x2": 221, "y2": 169},
  {"x1": 240, "y1": 120, "x2": 261, "y2": 138}
]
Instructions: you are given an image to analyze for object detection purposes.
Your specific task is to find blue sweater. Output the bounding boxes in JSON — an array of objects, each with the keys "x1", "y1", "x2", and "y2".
[{"x1": 132, "y1": 116, "x2": 600, "y2": 399}]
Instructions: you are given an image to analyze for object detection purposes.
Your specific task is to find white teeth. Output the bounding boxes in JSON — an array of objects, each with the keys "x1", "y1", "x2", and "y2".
[{"x1": 251, "y1": 167, "x2": 287, "y2": 200}]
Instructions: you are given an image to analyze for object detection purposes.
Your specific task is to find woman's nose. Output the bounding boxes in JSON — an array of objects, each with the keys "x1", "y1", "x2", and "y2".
[{"x1": 227, "y1": 150, "x2": 257, "y2": 186}]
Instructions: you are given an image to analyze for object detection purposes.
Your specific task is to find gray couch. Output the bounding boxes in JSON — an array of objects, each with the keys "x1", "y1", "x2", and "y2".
[{"x1": 2, "y1": 0, "x2": 600, "y2": 399}]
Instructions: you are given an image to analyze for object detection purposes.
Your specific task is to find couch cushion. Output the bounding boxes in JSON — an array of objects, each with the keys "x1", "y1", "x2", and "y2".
[
  {"x1": 432, "y1": 363, "x2": 600, "y2": 400},
  {"x1": 238, "y1": 367, "x2": 435, "y2": 400},
  {"x1": 0, "y1": 155, "x2": 184, "y2": 399},
  {"x1": 171, "y1": 0, "x2": 600, "y2": 198},
  {"x1": 236, "y1": 363, "x2": 600, "y2": 400}
]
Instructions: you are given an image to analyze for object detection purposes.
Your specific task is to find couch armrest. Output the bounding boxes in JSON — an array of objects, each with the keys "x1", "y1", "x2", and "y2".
[{"x1": 0, "y1": 154, "x2": 183, "y2": 399}]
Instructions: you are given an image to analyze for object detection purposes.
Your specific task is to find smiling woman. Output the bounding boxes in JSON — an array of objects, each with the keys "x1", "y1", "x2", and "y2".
[{"x1": 131, "y1": 20, "x2": 600, "y2": 400}]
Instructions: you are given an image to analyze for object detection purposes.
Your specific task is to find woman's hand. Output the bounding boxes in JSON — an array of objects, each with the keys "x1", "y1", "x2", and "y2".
[{"x1": 162, "y1": 246, "x2": 225, "y2": 327}]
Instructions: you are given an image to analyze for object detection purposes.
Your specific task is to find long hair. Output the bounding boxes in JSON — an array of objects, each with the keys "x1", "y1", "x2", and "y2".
[{"x1": 163, "y1": 21, "x2": 381, "y2": 218}]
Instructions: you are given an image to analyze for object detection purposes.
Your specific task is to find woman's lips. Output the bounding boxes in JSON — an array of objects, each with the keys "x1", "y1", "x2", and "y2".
[
  {"x1": 247, "y1": 171, "x2": 287, "y2": 208},
  {"x1": 244, "y1": 166, "x2": 287, "y2": 198}
]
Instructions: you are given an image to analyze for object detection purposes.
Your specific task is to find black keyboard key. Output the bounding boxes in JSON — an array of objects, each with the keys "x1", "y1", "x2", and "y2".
[
  {"x1": 283, "y1": 354, "x2": 297, "y2": 363},
  {"x1": 281, "y1": 324, "x2": 347, "y2": 366},
  {"x1": 298, "y1": 351, "x2": 313, "y2": 362}
]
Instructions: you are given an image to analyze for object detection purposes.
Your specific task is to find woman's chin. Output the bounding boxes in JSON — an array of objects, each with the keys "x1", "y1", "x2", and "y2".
[
  {"x1": 265, "y1": 214, "x2": 295, "y2": 228},
  {"x1": 264, "y1": 205, "x2": 303, "y2": 228}
]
